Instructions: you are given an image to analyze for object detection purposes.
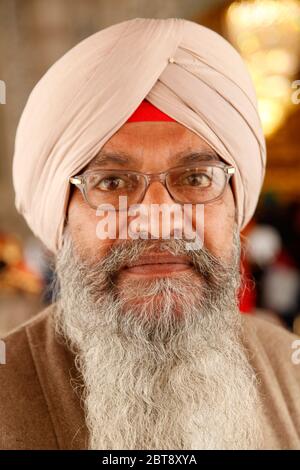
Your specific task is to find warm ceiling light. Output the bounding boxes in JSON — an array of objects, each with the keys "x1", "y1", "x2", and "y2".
[{"x1": 225, "y1": 0, "x2": 300, "y2": 137}]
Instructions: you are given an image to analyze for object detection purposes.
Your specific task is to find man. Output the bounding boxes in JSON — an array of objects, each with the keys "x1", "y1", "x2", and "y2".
[{"x1": 1, "y1": 18, "x2": 299, "y2": 450}]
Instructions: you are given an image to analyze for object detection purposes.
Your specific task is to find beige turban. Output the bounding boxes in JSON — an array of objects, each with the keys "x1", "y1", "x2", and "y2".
[{"x1": 13, "y1": 18, "x2": 266, "y2": 253}]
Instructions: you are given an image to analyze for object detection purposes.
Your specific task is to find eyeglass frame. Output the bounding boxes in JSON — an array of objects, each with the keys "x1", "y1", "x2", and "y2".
[{"x1": 69, "y1": 160, "x2": 235, "y2": 210}]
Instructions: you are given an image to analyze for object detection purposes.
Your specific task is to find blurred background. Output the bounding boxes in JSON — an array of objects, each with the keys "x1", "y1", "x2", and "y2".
[{"x1": 0, "y1": 0, "x2": 299, "y2": 336}]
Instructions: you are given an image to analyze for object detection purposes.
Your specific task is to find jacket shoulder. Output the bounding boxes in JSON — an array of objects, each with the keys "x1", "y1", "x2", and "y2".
[
  {"x1": 241, "y1": 314, "x2": 300, "y2": 364},
  {"x1": 0, "y1": 305, "x2": 58, "y2": 449},
  {"x1": 241, "y1": 314, "x2": 300, "y2": 446}
]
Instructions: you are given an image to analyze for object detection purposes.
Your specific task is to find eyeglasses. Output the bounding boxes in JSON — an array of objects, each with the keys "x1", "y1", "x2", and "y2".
[{"x1": 69, "y1": 161, "x2": 235, "y2": 210}]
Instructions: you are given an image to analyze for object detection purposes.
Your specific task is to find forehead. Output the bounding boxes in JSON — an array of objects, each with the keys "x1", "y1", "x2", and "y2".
[
  {"x1": 86, "y1": 121, "x2": 220, "y2": 171},
  {"x1": 105, "y1": 121, "x2": 214, "y2": 153}
]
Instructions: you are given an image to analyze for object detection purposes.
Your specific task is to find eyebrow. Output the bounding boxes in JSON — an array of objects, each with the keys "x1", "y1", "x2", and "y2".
[
  {"x1": 87, "y1": 148, "x2": 220, "y2": 169},
  {"x1": 175, "y1": 150, "x2": 220, "y2": 165}
]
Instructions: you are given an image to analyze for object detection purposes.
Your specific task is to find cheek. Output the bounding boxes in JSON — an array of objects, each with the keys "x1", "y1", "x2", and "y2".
[
  {"x1": 67, "y1": 191, "x2": 115, "y2": 261},
  {"x1": 193, "y1": 188, "x2": 236, "y2": 259}
]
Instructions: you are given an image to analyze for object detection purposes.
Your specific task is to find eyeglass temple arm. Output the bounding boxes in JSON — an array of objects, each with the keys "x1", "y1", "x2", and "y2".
[{"x1": 70, "y1": 176, "x2": 83, "y2": 185}]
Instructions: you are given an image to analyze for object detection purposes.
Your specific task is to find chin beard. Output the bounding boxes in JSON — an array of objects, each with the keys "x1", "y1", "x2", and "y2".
[{"x1": 53, "y1": 229, "x2": 262, "y2": 450}]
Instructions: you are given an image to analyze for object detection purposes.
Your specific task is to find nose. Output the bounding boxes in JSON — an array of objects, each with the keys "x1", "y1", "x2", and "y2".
[
  {"x1": 129, "y1": 181, "x2": 187, "y2": 240},
  {"x1": 141, "y1": 180, "x2": 174, "y2": 205}
]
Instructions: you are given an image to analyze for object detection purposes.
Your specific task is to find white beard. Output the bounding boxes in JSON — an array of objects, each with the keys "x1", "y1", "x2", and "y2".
[{"x1": 54, "y1": 229, "x2": 262, "y2": 450}]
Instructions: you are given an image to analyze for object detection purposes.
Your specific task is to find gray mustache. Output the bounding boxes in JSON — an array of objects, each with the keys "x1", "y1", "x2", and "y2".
[{"x1": 91, "y1": 237, "x2": 239, "y2": 286}]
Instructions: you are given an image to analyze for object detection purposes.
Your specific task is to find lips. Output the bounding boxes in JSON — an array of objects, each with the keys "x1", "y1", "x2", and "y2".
[
  {"x1": 124, "y1": 254, "x2": 192, "y2": 268},
  {"x1": 122, "y1": 254, "x2": 193, "y2": 276}
]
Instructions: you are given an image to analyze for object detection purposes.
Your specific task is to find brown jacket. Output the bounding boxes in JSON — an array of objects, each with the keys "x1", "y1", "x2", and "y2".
[{"x1": 0, "y1": 303, "x2": 300, "y2": 449}]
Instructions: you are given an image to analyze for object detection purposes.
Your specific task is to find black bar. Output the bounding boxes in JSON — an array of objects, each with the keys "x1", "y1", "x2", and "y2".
[{"x1": 0, "y1": 450, "x2": 299, "y2": 468}]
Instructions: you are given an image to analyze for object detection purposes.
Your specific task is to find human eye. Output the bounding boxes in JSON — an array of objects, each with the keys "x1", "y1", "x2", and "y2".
[
  {"x1": 179, "y1": 170, "x2": 212, "y2": 188},
  {"x1": 96, "y1": 174, "x2": 131, "y2": 191}
]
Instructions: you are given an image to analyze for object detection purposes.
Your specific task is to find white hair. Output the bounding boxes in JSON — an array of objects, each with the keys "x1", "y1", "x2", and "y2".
[{"x1": 54, "y1": 228, "x2": 262, "y2": 449}]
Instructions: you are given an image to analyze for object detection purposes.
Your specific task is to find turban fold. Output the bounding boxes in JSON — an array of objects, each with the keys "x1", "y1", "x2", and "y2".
[{"x1": 12, "y1": 18, "x2": 266, "y2": 253}]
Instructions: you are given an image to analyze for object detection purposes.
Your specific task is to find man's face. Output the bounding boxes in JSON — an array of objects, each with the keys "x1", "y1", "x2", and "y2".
[
  {"x1": 67, "y1": 121, "x2": 236, "y2": 270},
  {"x1": 56, "y1": 122, "x2": 260, "y2": 450}
]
